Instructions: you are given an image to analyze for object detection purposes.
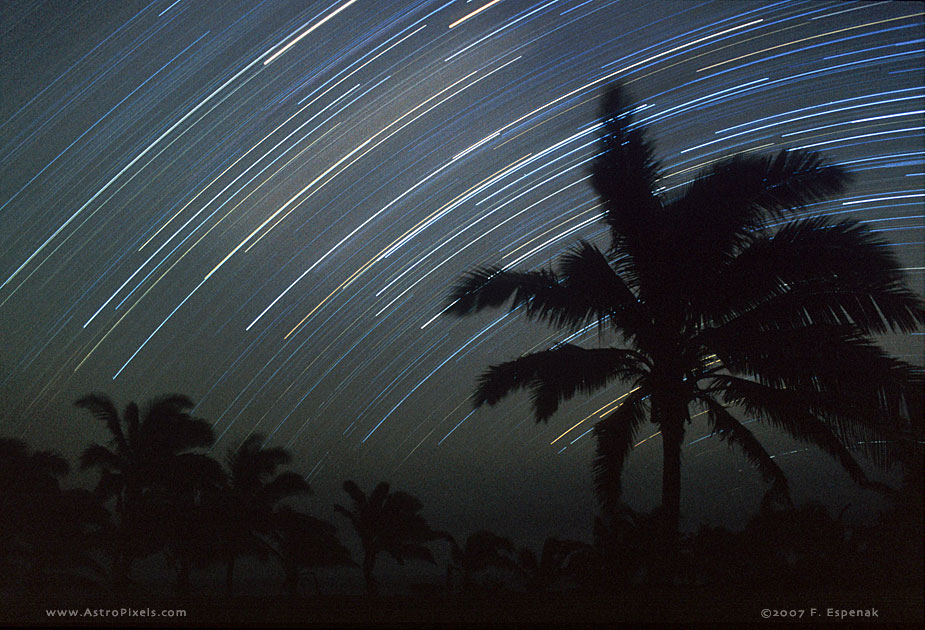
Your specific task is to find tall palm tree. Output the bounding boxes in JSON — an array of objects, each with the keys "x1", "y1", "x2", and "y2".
[
  {"x1": 335, "y1": 480, "x2": 451, "y2": 596},
  {"x1": 219, "y1": 433, "x2": 311, "y2": 596},
  {"x1": 76, "y1": 393, "x2": 214, "y2": 590},
  {"x1": 447, "y1": 83, "x2": 924, "y2": 575}
]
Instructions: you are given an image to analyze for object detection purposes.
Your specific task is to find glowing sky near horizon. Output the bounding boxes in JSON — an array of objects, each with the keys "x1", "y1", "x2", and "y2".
[{"x1": 1, "y1": 0, "x2": 922, "y2": 536}]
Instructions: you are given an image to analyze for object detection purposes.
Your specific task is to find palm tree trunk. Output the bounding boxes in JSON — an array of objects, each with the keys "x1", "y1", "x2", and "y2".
[
  {"x1": 658, "y1": 414, "x2": 684, "y2": 582},
  {"x1": 363, "y1": 551, "x2": 378, "y2": 596},
  {"x1": 660, "y1": 418, "x2": 682, "y2": 539},
  {"x1": 113, "y1": 491, "x2": 130, "y2": 592}
]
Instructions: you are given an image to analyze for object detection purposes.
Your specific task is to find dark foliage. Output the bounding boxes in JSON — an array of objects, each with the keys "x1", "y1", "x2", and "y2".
[
  {"x1": 446, "y1": 83, "x2": 924, "y2": 571},
  {"x1": 0, "y1": 437, "x2": 108, "y2": 596},
  {"x1": 218, "y1": 433, "x2": 312, "y2": 596},
  {"x1": 336, "y1": 480, "x2": 452, "y2": 595},
  {"x1": 75, "y1": 393, "x2": 215, "y2": 591}
]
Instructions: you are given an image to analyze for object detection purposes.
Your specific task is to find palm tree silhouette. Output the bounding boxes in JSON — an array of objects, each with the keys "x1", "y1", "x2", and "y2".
[
  {"x1": 568, "y1": 505, "x2": 653, "y2": 590},
  {"x1": 335, "y1": 480, "x2": 451, "y2": 596},
  {"x1": 158, "y1": 451, "x2": 226, "y2": 597},
  {"x1": 0, "y1": 437, "x2": 107, "y2": 594},
  {"x1": 447, "y1": 83, "x2": 923, "y2": 577},
  {"x1": 75, "y1": 393, "x2": 213, "y2": 590},
  {"x1": 219, "y1": 433, "x2": 311, "y2": 596},
  {"x1": 446, "y1": 529, "x2": 515, "y2": 592},
  {"x1": 514, "y1": 537, "x2": 586, "y2": 593},
  {"x1": 269, "y1": 505, "x2": 355, "y2": 597}
]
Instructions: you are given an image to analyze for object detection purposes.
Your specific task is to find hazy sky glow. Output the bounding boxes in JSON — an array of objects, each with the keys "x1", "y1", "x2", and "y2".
[{"x1": 1, "y1": 1, "x2": 923, "y2": 543}]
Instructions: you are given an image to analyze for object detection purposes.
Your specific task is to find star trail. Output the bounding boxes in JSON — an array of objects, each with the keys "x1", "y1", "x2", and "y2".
[{"x1": 1, "y1": 0, "x2": 923, "y2": 537}]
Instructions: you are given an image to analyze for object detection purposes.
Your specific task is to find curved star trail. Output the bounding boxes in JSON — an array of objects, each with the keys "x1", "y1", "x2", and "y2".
[{"x1": 1, "y1": 0, "x2": 922, "y2": 536}]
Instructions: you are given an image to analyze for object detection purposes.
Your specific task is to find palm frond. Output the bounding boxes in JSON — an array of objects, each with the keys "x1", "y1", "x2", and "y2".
[
  {"x1": 592, "y1": 386, "x2": 649, "y2": 513},
  {"x1": 142, "y1": 396, "x2": 212, "y2": 456},
  {"x1": 591, "y1": 83, "x2": 663, "y2": 249},
  {"x1": 699, "y1": 395, "x2": 790, "y2": 506},
  {"x1": 474, "y1": 344, "x2": 647, "y2": 422},
  {"x1": 79, "y1": 444, "x2": 122, "y2": 472},
  {"x1": 705, "y1": 324, "x2": 916, "y2": 423},
  {"x1": 273, "y1": 507, "x2": 355, "y2": 568},
  {"x1": 670, "y1": 155, "x2": 849, "y2": 318},
  {"x1": 384, "y1": 488, "x2": 422, "y2": 516},
  {"x1": 263, "y1": 471, "x2": 311, "y2": 504},
  {"x1": 75, "y1": 393, "x2": 127, "y2": 451},
  {"x1": 539, "y1": 537, "x2": 587, "y2": 573},
  {"x1": 448, "y1": 241, "x2": 650, "y2": 338},
  {"x1": 341, "y1": 480, "x2": 366, "y2": 509},
  {"x1": 370, "y1": 481, "x2": 391, "y2": 509},
  {"x1": 447, "y1": 266, "x2": 558, "y2": 315},
  {"x1": 333, "y1": 504, "x2": 358, "y2": 530},
  {"x1": 0, "y1": 436, "x2": 28, "y2": 459},
  {"x1": 248, "y1": 445, "x2": 292, "y2": 479},
  {"x1": 392, "y1": 543, "x2": 436, "y2": 566},
  {"x1": 145, "y1": 394, "x2": 195, "y2": 418},
  {"x1": 163, "y1": 417, "x2": 215, "y2": 453},
  {"x1": 702, "y1": 218, "x2": 924, "y2": 333},
  {"x1": 677, "y1": 150, "x2": 849, "y2": 232},
  {"x1": 228, "y1": 434, "x2": 282, "y2": 480},
  {"x1": 559, "y1": 240, "x2": 648, "y2": 337},
  {"x1": 712, "y1": 375, "x2": 895, "y2": 489}
]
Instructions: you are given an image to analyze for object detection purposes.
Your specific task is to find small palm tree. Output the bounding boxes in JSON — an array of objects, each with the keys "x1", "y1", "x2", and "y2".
[
  {"x1": 219, "y1": 433, "x2": 311, "y2": 596},
  {"x1": 335, "y1": 480, "x2": 451, "y2": 596},
  {"x1": 76, "y1": 393, "x2": 213, "y2": 589},
  {"x1": 514, "y1": 537, "x2": 586, "y2": 593},
  {"x1": 447, "y1": 529, "x2": 515, "y2": 591},
  {"x1": 269, "y1": 505, "x2": 355, "y2": 597},
  {"x1": 568, "y1": 505, "x2": 653, "y2": 590},
  {"x1": 447, "y1": 83, "x2": 923, "y2": 578}
]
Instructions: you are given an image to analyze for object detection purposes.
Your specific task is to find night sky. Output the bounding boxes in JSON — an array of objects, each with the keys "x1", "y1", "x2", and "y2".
[{"x1": 1, "y1": 0, "x2": 923, "y2": 552}]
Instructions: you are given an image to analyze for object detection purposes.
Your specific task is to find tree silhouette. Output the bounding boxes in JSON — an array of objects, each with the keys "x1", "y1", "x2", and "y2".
[
  {"x1": 0, "y1": 437, "x2": 107, "y2": 595},
  {"x1": 447, "y1": 529, "x2": 515, "y2": 592},
  {"x1": 447, "y1": 82, "x2": 923, "y2": 578},
  {"x1": 682, "y1": 502, "x2": 865, "y2": 588},
  {"x1": 568, "y1": 505, "x2": 654, "y2": 591},
  {"x1": 269, "y1": 505, "x2": 355, "y2": 597},
  {"x1": 335, "y1": 480, "x2": 451, "y2": 596},
  {"x1": 514, "y1": 537, "x2": 586, "y2": 593},
  {"x1": 218, "y1": 433, "x2": 311, "y2": 596},
  {"x1": 75, "y1": 393, "x2": 213, "y2": 591},
  {"x1": 158, "y1": 451, "x2": 226, "y2": 597},
  {"x1": 743, "y1": 503, "x2": 856, "y2": 587}
]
